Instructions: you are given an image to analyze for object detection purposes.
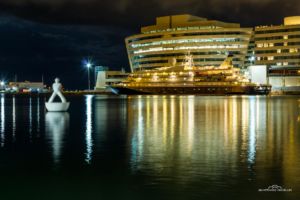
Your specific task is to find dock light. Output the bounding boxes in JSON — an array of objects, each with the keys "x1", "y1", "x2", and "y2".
[
  {"x1": 82, "y1": 59, "x2": 93, "y2": 90},
  {"x1": 249, "y1": 56, "x2": 255, "y2": 62},
  {"x1": 86, "y1": 62, "x2": 92, "y2": 68},
  {"x1": 0, "y1": 81, "x2": 5, "y2": 87}
]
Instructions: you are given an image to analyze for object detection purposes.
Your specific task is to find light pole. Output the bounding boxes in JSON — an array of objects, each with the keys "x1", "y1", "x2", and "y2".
[
  {"x1": 0, "y1": 81, "x2": 5, "y2": 90},
  {"x1": 86, "y1": 62, "x2": 92, "y2": 90}
]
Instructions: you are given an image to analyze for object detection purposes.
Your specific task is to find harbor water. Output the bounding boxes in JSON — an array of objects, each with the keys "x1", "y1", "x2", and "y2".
[{"x1": 0, "y1": 95, "x2": 299, "y2": 200}]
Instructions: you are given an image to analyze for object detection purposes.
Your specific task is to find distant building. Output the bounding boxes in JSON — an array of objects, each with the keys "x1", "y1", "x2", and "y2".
[
  {"x1": 125, "y1": 14, "x2": 253, "y2": 72},
  {"x1": 95, "y1": 67, "x2": 129, "y2": 90},
  {"x1": 254, "y1": 16, "x2": 300, "y2": 90},
  {"x1": 8, "y1": 81, "x2": 45, "y2": 92}
]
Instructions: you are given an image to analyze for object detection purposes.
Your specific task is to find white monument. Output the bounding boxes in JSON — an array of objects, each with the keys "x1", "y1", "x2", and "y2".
[{"x1": 45, "y1": 78, "x2": 70, "y2": 112}]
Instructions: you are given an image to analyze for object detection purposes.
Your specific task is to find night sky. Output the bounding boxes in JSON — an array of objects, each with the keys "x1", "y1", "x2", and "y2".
[{"x1": 0, "y1": 0, "x2": 299, "y2": 89}]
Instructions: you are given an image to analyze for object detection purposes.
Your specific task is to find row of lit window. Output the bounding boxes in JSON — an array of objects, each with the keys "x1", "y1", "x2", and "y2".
[
  {"x1": 256, "y1": 42, "x2": 300, "y2": 48},
  {"x1": 256, "y1": 48, "x2": 299, "y2": 54},
  {"x1": 134, "y1": 58, "x2": 242, "y2": 65},
  {"x1": 143, "y1": 26, "x2": 221, "y2": 34},
  {"x1": 255, "y1": 27, "x2": 300, "y2": 34},
  {"x1": 257, "y1": 55, "x2": 300, "y2": 61},
  {"x1": 275, "y1": 62, "x2": 300, "y2": 66},
  {"x1": 133, "y1": 51, "x2": 241, "y2": 60},
  {"x1": 133, "y1": 45, "x2": 245, "y2": 54},
  {"x1": 255, "y1": 35, "x2": 300, "y2": 41},
  {"x1": 130, "y1": 38, "x2": 242, "y2": 48},
  {"x1": 128, "y1": 32, "x2": 249, "y2": 43}
]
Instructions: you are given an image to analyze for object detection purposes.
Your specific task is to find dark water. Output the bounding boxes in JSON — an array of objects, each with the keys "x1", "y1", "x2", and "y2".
[{"x1": 0, "y1": 95, "x2": 300, "y2": 200}]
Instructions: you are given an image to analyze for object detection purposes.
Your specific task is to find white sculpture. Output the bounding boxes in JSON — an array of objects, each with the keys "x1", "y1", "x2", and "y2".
[{"x1": 45, "y1": 78, "x2": 70, "y2": 112}]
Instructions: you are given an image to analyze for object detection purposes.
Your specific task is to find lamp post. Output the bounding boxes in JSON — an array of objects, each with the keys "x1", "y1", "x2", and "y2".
[{"x1": 86, "y1": 62, "x2": 92, "y2": 90}]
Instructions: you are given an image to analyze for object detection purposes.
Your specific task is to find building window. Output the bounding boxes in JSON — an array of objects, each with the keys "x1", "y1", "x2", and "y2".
[
  {"x1": 290, "y1": 48, "x2": 298, "y2": 53},
  {"x1": 277, "y1": 49, "x2": 281, "y2": 53},
  {"x1": 284, "y1": 42, "x2": 288, "y2": 46},
  {"x1": 283, "y1": 35, "x2": 288, "y2": 39},
  {"x1": 257, "y1": 43, "x2": 263, "y2": 48},
  {"x1": 283, "y1": 62, "x2": 288, "y2": 66},
  {"x1": 276, "y1": 62, "x2": 282, "y2": 66},
  {"x1": 267, "y1": 56, "x2": 274, "y2": 60},
  {"x1": 269, "y1": 43, "x2": 274, "y2": 47}
]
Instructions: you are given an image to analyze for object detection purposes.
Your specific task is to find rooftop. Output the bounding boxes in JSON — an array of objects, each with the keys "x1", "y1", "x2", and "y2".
[{"x1": 141, "y1": 14, "x2": 240, "y2": 33}]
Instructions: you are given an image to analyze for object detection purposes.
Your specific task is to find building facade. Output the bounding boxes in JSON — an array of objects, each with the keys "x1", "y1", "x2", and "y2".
[
  {"x1": 95, "y1": 67, "x2": 129, "y2": 90},
  {"x1": 8, "y1": 81, "x2": 45, "y2": 92},
  {"x1": 254, "y1": 16, "x2": 300, "y2": 89},
  {"x1": 126, "y1": 14, "x2": 253, "y2": 72}
]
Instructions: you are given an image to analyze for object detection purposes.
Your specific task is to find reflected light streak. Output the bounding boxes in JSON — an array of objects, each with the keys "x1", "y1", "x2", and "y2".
[
  {"x1": 187, "y1": 96, "x2": 194, "y2": 152},
  {"x1": 29, "y1": 98, "x2": 32, "y2": 140},
  {"x1": 12, "y1": 97, "x2": 16, "y2": 141},
  {"x1": 163, "y1": 97, "x2": 168, "y2": 146},
  {"x1": 46, "y1": 112, "x2": 69, "y2": 164},
  {"x1": 231, "y1": 97, "x2": 238, "y2": 140},
  {"x1": 153, "y1": 96, "x2": 158, "y2": 137},
  {"x1": 170, "y1": 97, "x2": 175, "y2": 143},
  {"x1": 0, "y1": 96, "x2": 5, "y2": 147},
  {"x1": 248, "y1": 98, "x2": 256, "y2": 164},
  {"x1": 85, "y1": 95, "x2": 93, "y2": 164},
  {"x1": 241, "y1": 97, "x2": 249, "y2": 156},
  {"x1": 223, "y1": 99, "x2": 228, "y2": 143},
  {"x1": 137, "y1": 97, "x2": 144, "y2": 159},
  {"x1": 37, "y1": 98, "x2": 40, "y2": 133}
]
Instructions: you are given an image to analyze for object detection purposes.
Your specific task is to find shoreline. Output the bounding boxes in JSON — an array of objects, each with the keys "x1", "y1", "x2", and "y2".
[{"x1": 1, "y1": 91, "x2": 300, "y2": 97}]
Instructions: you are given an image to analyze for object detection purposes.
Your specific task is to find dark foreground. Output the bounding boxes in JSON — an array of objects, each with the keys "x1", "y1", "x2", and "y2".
[{"x1": 0, "y1": 95, "x2": 299, "y2": 200}]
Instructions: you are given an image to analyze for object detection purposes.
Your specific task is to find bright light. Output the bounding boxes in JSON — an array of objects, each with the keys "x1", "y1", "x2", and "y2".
[
  {"x1": 152, "y1": 75, "x2": 159, "y2": 81},
  {"x1": 0, "y1": 81, "x2": 5, "y2": 86},
  {"x1": 86, "y1": 62, "x2": 92, "y2": 68},
  {"x1": 170, "y1": 75, "x2": 177, "y2": 79},
  {"x1": 82, "y1": 58, "x2": 93, "y2": 69},
  {"x1": 249, "y1": 56, "x2": 255, "y2": 62}
]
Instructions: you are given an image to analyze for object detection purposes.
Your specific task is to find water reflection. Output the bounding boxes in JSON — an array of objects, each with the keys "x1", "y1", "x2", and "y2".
[
  {"x1": 46, "y1": 112, "x2": 70, "y2": 164},
  {"x1": 0, "y1": 95, "x2": 5, "y2": 147},
  {"x1": 29, "y1": 97, "x2": 33, "y2": 141},
  {"x1": 85, "y1": 95, "x2": 93, "y2": 164},
  {"x1": 127, "y1": 96, "x2": 300, "y2": 189},
  {"x1": 37, "y1": 98, "x2": 40, "y2": 133},
  {"x1": 12, "y1": 97, "x2": 16, "y2": 141}
]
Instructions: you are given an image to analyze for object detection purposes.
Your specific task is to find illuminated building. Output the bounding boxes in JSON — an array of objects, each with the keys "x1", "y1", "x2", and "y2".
[
  {"x1": 254, "y1": 16, "x2": 300, "y2": 90},
  {"x1": 125, "y1": 14, "x2": 253, "y2": 72},
  {"x1": 95, "y1": 66, "x2": 129, "y2": 90}
]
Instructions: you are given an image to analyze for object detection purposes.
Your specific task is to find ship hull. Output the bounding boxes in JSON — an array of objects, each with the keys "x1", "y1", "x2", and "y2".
[{"x1": 110, "y1": 85, "x2": 271, "y2": 95}]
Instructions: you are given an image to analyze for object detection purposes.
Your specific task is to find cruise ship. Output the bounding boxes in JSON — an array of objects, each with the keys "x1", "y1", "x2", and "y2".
[{"x1": 110, "y1": 55, "x2": 271, "y2": 95}]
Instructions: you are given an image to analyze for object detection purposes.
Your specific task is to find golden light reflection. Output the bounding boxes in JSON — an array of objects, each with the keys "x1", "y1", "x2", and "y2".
[
  {"x1": 127, "y1": 96, "x2": 300, "y2": 185},
  {"x1": 187, "y1": 96, "x2": 194, "y2": 153},
  {"x1": 248, "y1": 97, "x2": 256, "y2": 164}
]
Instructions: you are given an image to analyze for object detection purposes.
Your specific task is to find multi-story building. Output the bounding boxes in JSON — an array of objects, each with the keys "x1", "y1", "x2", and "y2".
[
  {"x1": 126, "y1": 14, "x2": 253, "y2": 72},
  {"x1": 95, "y1": 67, "x2": 129, "y2": 90},
  {"x1": 254, "y1": 16, "x2": 300, "y2": 89}
]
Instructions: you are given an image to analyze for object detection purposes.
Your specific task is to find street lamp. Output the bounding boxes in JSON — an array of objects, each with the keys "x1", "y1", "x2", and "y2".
[
  {"x1": 86, "y1": 62, "x2": 92, "y2": 90},
  {"x1": 0, "y1": 80, "x2": 5, "y2": 91}
]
